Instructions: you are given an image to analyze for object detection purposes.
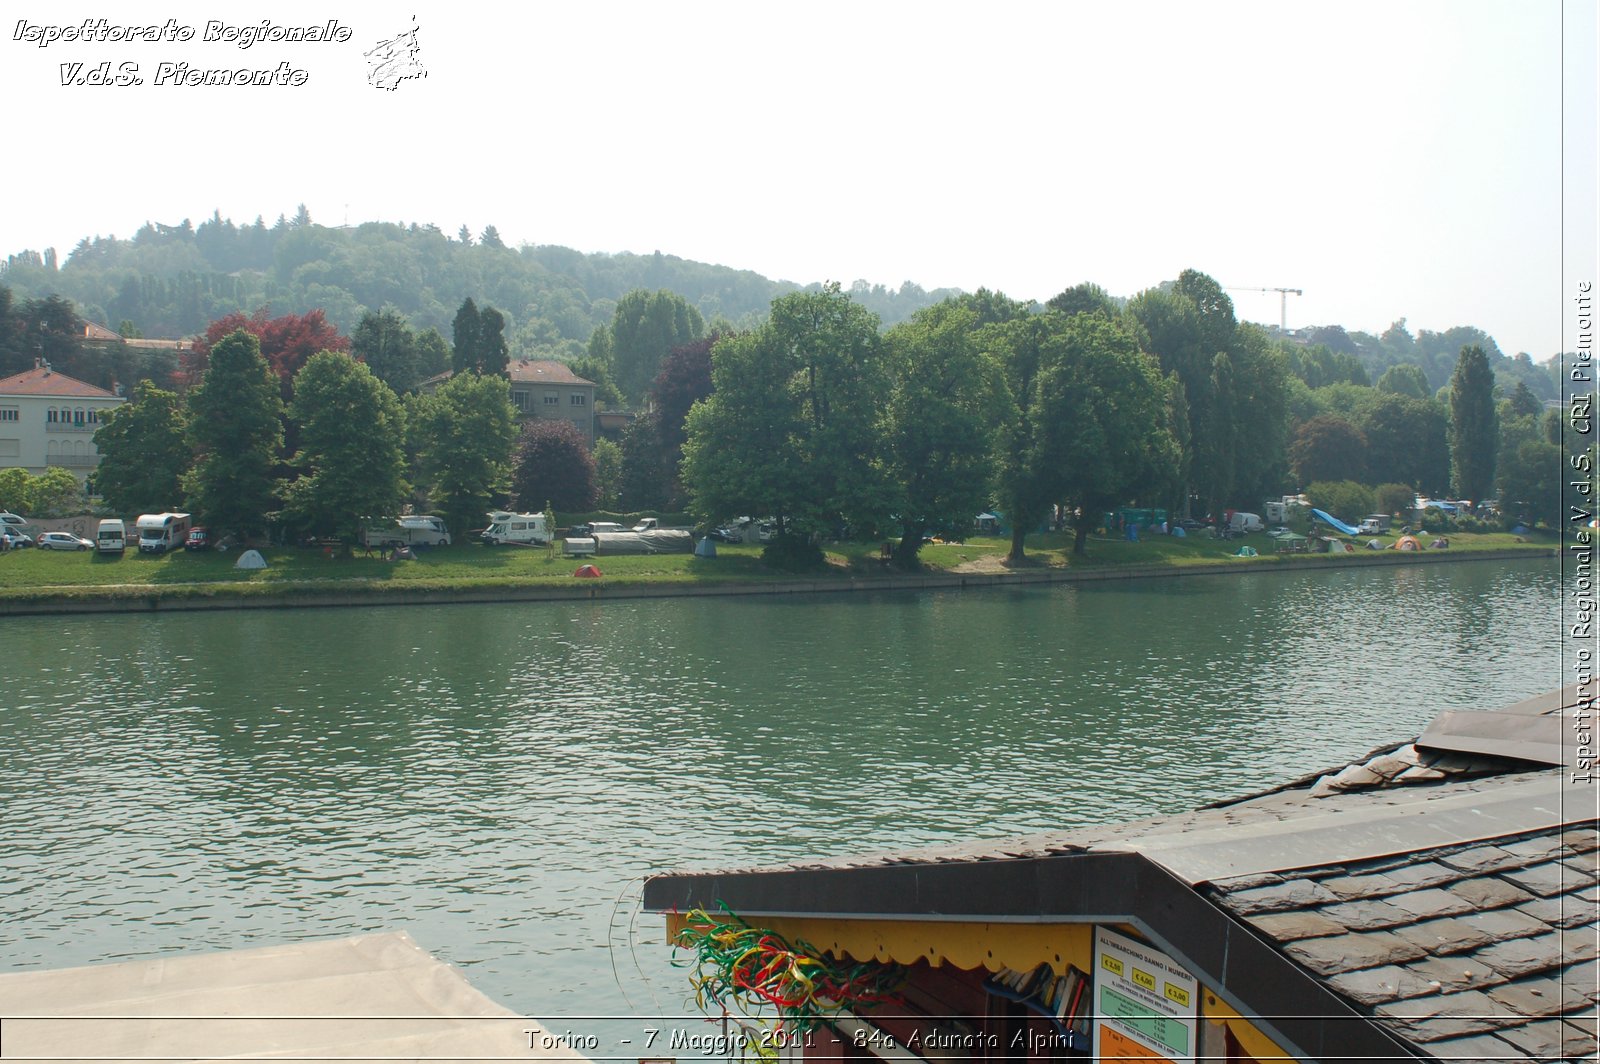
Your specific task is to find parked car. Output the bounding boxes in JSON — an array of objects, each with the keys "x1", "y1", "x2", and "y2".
[
  {"x1": 185, "y1": 527, "x2": 213, "y2": 551},
  {"x1": 36, "y1": 531, "x2": 93, "y2": 551},
  {"x1": 569, "y1": 521, "x2": 624, "y2": 538}
]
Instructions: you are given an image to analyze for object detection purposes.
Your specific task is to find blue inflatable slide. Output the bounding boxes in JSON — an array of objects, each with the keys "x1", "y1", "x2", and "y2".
[{"x1": 1310, "y1": 508, "x2": 1361, "y2": 535}]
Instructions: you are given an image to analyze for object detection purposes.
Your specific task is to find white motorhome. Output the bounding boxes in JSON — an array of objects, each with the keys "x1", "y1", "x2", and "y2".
[
  {"x1": 96, "y1": 518, "x2": 127, "y2": 555},
  {"x1": 136, "y1": 512, "x2": 191, "y2": 553},
  {"x1": 361, "y1": 515, "x2": 452, "y2": 549},
  {"x1": 482, "y1": 511, "x2": 551, "y2": 546}
]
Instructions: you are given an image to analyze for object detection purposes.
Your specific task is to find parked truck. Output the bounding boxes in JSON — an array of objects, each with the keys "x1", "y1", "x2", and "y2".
[
  {"x1": 481, "y1": 511, "x2": 551, "y2": 546},
  {"x1": 360, "y1": 515, "x2": 452, "y2": 549},
  {"x1": 96, "y1": 518, "x2": 127, "y2": 555},
  {"x1": 136, "y1": 512, "x2": 191, "y2": 553}
]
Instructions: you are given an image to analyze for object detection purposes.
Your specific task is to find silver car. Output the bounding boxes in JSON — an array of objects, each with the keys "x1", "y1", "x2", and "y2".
[{"x1": 36, "y1": 532, "x2": 94, "y2": 551}]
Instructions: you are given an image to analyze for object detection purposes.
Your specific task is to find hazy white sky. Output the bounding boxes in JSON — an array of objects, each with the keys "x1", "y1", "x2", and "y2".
[{"x1": 3, "y1": 0, "x2": 1594, "y2": 357}]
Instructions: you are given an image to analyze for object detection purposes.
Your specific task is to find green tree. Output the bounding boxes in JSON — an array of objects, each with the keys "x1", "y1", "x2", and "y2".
[
  {"x1": 681, "y1": 284, "x2": 887, "y2": 564},
  {"x1": 1195, "y1": 351, "x2": 1238, "y2": 516},
  {"x1": 0, "y1": 467, "x2": 35, "y2": 512},
  {"x1": 1500, "y1": 380, "x2": 1542, "y2": 421},
  {"x1": 882, "y1": 302, "x2": 1005, "y2": 565},
  {"x1": 1306, "y1": 480, "x2": 1375, "y2": 524},
  {"x1": 1046, "y1": 314, "x2": 1181, "y2": 556},
  {"x1": 413, "y1": 370, "x2": 517, "y2": 535},
  {"x1": 416, "y1": 327, "x2": 451, "y2": 379},
  {"x1": 592, "y1": 436, "x2": 623, "y2": 510},
  {"x1": 351, "y1": 308, "x2": 421, "y2": 394},
  {"x1": 183, "y1": 329, "x2": 283, "y2": 539},
  {"x1": 1448, "y1": 344, "x2": 1498, "y2": 500},
  {"x1": 1127, "y1": 271, "x2": 1272, "y2": 518},
  {"x1": 1376, "y1": 363, "x2": 1432, "y2": 400},
  {"x1": 92, "y1": 380, "x2": 190, "y2": 516},
  {"x1": 1497, "y1": 439, "x2": 1561, "y2": 527},
  {"x1": 284, "y1": 353, "x2": 408, "y2": 540},
  {"x1": 1357, "y1": 393, "x2": 1450, "y2": 494},
  {"x1": 451, "y1": 298, "x2": 481, "y2": 375},
  {"x1": 607, "y1": 289, "x2": 704, "y2": 403},
  {"x1": 618, "y1": 412, "x2": 673, "y2": 511},
  {"x1": 987, "y1": 313, "x2": 1060, "y2": 562},
  {"x1": 1290, "y1": 415, "x2": 1368, "y2": 486},
  {"x1": 1046, "y1": 282, "x2": 1118, "y2": 318},
  {"x1": 30, "y1": 467, "x2": 83, "y2": 516},
  {"x1": 1375, "y1": 482, "x2": 1417, "y2": 517},
  {"x1": 478, "y1": 306, "x2": 509, "y2": 376}
]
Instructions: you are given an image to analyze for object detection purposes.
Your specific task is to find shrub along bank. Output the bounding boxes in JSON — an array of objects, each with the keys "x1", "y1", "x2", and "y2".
[{"x1": 0, "y1": 529, "x2": 1557, "y2": 611}]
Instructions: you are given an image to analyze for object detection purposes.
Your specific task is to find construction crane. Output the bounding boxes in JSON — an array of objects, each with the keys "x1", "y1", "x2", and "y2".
[{"x1": 1224, "y1": 286, "x2": 1303, "y2": 335}]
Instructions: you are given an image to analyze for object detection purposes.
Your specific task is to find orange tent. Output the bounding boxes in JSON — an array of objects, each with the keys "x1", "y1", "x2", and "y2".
[
  {"x1": 1392, "y1": 535, "x2": 1422, "y2": 551},
  {"x1": 573, "y1": 564, "x2": 603, "y2": 578}
]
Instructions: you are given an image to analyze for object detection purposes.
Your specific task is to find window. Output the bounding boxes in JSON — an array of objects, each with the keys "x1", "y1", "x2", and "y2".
[
  {"x1": 543, "y1": 393, "x2": 558, "y2": 405},
  {"x1": 47, "y1": 409, "x2": 58, "y2": 424},
  {"x1": 569, "y1": 393, "x2": 587, "y2": 406},
  {"x1": 512, "y1": 391, "x2": 529, "y2": 412},
  {"x1": 0, "y1": 407, "x2": 17, "y2": 422}
]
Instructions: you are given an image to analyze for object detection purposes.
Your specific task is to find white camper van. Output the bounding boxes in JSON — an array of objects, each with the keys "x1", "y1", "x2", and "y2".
[
  {"x1": 481, "y1": 511, "x2": 551, "y2": 546},
  {"x1": 361, "y1": 516, "x2": 452, "y2": 549},
  {"x1": 136, "y1": 512, "x2": 191, "y2": 553},
  {"x1": 1227, "y1": 512, "x2": 1264, "y2": 534},
  {"x1": 97, "y1": 518, "x2": 127, "y2": 555}
]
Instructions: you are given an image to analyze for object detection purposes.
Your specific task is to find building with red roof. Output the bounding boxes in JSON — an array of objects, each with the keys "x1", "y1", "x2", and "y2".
[{"x1": 0, "y1": 362, "x2": 125, "y2": 480}]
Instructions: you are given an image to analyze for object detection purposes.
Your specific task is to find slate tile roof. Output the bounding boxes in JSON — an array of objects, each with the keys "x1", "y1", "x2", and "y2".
[
  {"x1": 646, "y1": 688, "x2": 1598, "y2": 1061},
  {"x1": 1207, "y1": 821, "x2": 1598, "y2": 1060}
]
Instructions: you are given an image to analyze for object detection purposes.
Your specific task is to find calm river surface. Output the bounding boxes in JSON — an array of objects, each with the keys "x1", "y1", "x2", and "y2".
[{"x1": 0, "y1": 559, "x2": 1559, "y2": 1044}]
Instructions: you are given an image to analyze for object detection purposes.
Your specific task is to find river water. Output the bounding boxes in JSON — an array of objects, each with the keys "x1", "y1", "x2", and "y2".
[{"x1": 0, "y1": 559, "x2": 1560, "y2": 1045}]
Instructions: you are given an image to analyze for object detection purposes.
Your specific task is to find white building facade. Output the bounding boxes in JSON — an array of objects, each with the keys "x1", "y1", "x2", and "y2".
[{"x1": 0, "y1": 364, "x2": 125, "y2": 481}]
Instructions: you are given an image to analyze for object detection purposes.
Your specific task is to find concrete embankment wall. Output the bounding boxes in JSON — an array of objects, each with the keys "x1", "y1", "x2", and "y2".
[{"x1": 0, "y1": 548, "x2": 1554, "y2": 616}]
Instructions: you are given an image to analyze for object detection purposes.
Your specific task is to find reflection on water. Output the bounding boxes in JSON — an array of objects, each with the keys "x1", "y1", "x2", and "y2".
[{"x1": 0, "y1": 560, "x2": 1559, "y2": 1030}]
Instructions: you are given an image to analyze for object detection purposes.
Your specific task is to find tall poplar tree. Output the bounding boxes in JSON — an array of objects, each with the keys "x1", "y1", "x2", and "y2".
[
  {"x1": 451, "y1": 298, "x2": 481, "y2": 375},
  {"x1": 478, "y1": 306, "x2": 509, "y2": 377},
  {"x1": 1448, "y1": 344, "x2": 1498, "y2": 500},
  {"x1": 183, "y1": 329, "x2": 283, "y2": 538}
]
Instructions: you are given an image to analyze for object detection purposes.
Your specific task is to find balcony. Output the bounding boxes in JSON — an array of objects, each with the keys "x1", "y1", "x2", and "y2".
[{"x1": 47, "y1": 454, "x2": 100, "y2": 468}]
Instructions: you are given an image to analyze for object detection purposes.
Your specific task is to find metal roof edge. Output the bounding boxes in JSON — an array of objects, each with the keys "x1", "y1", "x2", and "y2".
[{"x1": 642, "y1": 851, "x2": 1419, "y2": 1064}]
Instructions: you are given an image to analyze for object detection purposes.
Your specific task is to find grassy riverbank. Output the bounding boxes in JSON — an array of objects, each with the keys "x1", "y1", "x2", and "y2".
[{"x1": 0, "y1": 527, "x2": 1559, "y2": 610}]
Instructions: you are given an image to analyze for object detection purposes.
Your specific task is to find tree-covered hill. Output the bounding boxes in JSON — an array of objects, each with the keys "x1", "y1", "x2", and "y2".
[
  {"x1": 0, "y1": 210, "x2": 960, "y2": 361},
  {"x1": 0, "y1": 208, "x2": 1563, "y2": 404}
]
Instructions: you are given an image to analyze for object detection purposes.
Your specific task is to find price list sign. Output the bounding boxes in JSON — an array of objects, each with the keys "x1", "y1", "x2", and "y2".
[{"x1": 1092, "y1": 926, "x2": 1199, "y2": 1062}]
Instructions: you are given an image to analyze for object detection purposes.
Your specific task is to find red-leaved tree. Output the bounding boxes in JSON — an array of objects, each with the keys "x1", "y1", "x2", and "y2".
[
  {"x1": 511, "y1": 419, "x2": 598, "y2": 513},
  {"x1": 182, "y1": 309, "x2": 350, "y2": 398}
]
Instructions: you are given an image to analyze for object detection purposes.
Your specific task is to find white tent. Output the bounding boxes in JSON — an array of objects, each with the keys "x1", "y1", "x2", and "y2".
[{"x1": 233, "y1": 549, "x2": 267, "y2": 569}]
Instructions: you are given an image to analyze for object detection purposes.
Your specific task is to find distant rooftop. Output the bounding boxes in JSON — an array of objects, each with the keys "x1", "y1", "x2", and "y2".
[{"x1": 0, "y1": 365, "x2": 120, "y2": 399}]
